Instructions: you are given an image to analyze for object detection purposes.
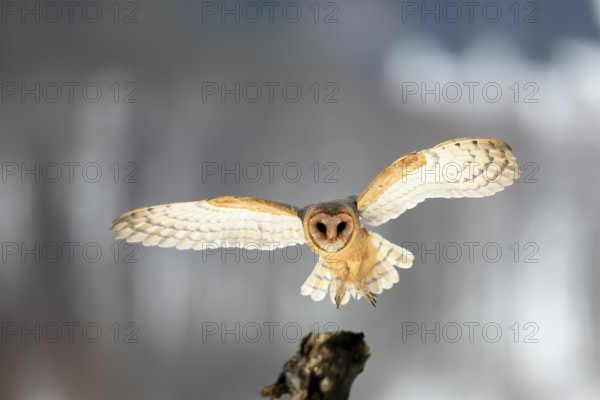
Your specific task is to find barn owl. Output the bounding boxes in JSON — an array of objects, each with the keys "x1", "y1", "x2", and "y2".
[{"x1": 111, "y1": 137, "x2": 520, "y2": 307}]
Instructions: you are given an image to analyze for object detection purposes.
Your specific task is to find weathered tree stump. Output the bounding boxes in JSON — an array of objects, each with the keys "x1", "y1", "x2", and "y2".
[{"x1": 260, "y1": 331, "x2": 370, "y2": 400}]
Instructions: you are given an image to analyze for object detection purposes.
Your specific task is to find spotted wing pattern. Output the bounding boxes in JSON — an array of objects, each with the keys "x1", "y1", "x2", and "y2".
[{"x1": 357, "y1": 137, "x2": 520, "y2": 226}]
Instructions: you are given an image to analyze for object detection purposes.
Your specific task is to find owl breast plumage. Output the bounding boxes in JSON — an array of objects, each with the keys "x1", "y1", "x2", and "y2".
[{"x1": 111, "y1": 137, "x2": 520, "y2": 307}]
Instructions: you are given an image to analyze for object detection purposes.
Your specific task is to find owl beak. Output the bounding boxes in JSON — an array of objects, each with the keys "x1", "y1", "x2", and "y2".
[{"x1": 327, "y1": 230, "x2": 336, "y2": 241}]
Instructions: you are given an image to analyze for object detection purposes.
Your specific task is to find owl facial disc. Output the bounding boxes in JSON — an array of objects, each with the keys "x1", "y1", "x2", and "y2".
[{"x1": 308, "y1": 211, "x2": 354, "y2": 253}]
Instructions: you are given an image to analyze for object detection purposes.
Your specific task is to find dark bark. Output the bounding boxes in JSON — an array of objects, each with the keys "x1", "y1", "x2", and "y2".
[{"x1": 260, "y1": 331, "x2": 370, "y2": 400}]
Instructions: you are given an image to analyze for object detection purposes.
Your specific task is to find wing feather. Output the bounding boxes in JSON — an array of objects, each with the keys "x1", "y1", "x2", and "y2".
[
  {"x1": 357, "y1": 137, "x2": 520, "y2": 226},
  {"x1": 110, "y1": 196, "x2": 306, "y2": 250},
  {"x1": 300, "y1": 257, "x2": 332, "y2": 302}
]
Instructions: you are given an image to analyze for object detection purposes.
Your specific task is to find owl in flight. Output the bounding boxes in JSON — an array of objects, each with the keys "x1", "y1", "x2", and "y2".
[{"x1": 111, "y1": 138, "x2": 520, "y2": 307}]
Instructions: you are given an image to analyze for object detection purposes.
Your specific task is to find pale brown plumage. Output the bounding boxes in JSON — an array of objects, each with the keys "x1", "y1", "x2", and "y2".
[{"x1": 110, "y1": 137, "x2": 521, "y2": 307}]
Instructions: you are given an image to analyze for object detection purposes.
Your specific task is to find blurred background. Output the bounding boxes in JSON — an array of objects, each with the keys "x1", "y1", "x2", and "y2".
[{"x1": 0, "y1": 0, "x2": 599, "y2": 399}]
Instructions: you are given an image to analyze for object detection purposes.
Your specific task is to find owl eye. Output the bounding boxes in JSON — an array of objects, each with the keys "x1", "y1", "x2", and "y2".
[
  {"x1": 316, "y1": 222, "x2": 327, "y2": 234},
  {"x1": 337, "y1": 222, "x2": 346, "y2": 233}
]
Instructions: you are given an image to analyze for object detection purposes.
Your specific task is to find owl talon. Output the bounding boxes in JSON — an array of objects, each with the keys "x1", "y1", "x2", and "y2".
[
  {"x1": 334, "y1": 286, "x2": 347, "y2": 308},
  {"x1": 365, "y1": 292, "x2": 377, "y2": 307},
  {"x1": 357, "y1": 283, "x2": 377, "y2": 307}
]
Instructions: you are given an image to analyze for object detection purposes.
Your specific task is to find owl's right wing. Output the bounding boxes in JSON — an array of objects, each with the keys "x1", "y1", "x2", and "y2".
[{"x1": 110, "y1": 196, "x2": 306, "y2": 250}]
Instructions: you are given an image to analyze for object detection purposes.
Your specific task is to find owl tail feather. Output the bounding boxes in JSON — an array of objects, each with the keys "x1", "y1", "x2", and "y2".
[
  {"x1": 300, "y1": 258, "x2": 354, "y2": 307},
  {"x1": 362, "y1": 232, "x2": 414, "y2": 298},
  {"x1": 300, "y1": 257, "x2": 332, "y2": 302}
]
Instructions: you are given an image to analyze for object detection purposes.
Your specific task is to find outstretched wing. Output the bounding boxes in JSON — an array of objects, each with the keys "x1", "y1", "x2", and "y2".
[
  {"x1": 110, "y1": 196, "x2": 306, "y2": 250},
  {"x1": 357, "y1": 137, "x2": 520, "y2": 226}
]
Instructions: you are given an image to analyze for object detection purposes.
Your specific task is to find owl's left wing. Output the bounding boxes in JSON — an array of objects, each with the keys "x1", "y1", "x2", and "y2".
[
  {"x1": 110, "y1": 196, "x2": 306, "y2": 250},
  {"x1": 357, "y1": 137, "x2": 520, "y2": 226}
]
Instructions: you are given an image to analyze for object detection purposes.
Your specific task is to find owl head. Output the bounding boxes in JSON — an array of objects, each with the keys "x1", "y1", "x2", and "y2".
[{"x1": 303, "y1": 198, "x2": 359, "y2": 253}]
